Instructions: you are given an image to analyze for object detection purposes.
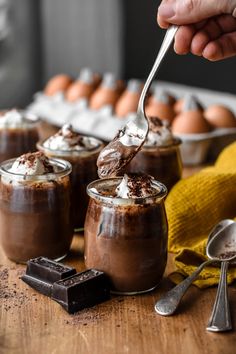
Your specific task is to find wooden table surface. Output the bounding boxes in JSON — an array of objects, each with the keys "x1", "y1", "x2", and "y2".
[{"x1": 1, "y1": 166, "x2": 236, "y2": 354}]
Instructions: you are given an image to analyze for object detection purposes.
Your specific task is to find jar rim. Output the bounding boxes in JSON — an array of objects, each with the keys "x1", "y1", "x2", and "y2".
[
  {"x1": 143, "y1": 137, "x2": 182, "y2": 150},
  {"x1": 0, "y1": 157, "x2": 72, "y2": 181},
  {"x1": 87, "y1": 177, "x2": 167, "y2": 205},
  {"x1": 0, "y1": 109, "x2": 40, "y2": 127},
  {"x1": 37, "y1": 136, "x2": 103, "y2": 156}
]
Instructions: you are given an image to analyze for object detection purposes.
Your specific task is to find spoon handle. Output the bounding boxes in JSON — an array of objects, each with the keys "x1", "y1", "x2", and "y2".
[
  {"x1": 155, "y1": 259, "x2": 213, "y2": 316},
  {"x1": 206, "y1": 261, "x2": 232, "y2": 332},
  {"x1": 137, "y1": 25, "x2": 178, "y2": 115}
]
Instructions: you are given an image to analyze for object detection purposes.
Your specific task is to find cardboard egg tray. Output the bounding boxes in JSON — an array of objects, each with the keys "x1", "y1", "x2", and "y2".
[{"x1": 27, "y1": 81, "x2": 236, "y2": 165}]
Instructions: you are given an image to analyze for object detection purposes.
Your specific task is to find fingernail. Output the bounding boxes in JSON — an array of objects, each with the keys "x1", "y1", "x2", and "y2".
[{"x1": 158, "y1": 4, "x2": 175, "y2": 19}]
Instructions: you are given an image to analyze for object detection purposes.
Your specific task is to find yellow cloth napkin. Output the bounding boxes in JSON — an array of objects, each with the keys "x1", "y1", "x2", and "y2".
[{"x1": 166, "y1": 141, "x2": 236, "y2": 288}]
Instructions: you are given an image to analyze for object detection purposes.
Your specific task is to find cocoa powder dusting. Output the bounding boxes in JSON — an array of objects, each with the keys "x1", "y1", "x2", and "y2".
[
  {"x1": 0, "y1": 267, "x2": 29, "y2": 312},
  {"x1": 64, "y1": 306, "x2": 109, "y2": 326}
]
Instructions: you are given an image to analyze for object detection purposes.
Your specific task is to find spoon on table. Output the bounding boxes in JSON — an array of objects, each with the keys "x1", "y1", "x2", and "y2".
[
  {"x1": 206, "y1": 221, "x2": 236, "y2": 332},
  {"x1": 97, "y1": 25, "x2": 179, "y2": 178},
  {"x1": 154, "y1": 219, "x2": 234, "y2": 316}
]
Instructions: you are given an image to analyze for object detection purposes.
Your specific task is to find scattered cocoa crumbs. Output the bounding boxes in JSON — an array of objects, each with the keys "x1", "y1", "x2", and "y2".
[
  {"x1": 0, "y1": 268, "x2": 8, "y2": 281},
  {"x1": 17, "y1": 268, "x2": 25, "y2": 278},
  {"x1": 64, "y1": 306, "x2": 109, "y2": 326},
  {"x1": 0, "y1": 267, "x2": 29, "y2": 312}
]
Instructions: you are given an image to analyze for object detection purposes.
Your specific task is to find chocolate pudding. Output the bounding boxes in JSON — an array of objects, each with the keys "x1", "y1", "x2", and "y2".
[
  {"x1": 37, "y1": 124, "x2": 103, "y2": 229},
  {"x1": 84, "y1": 174, "x2": 168, "y2": 294},
  {"x1": 125, "y1": 117, "x2": 182, "y2": 190},
  {"x1": 97, "y1": 120, "x2": 146, "y2": 178},
  {"x1": 0, "y1": 152, "x2": 73, "y2": 263},
  {"x1": 0, "y1": 109, "x2": 39, "y2": 162}
]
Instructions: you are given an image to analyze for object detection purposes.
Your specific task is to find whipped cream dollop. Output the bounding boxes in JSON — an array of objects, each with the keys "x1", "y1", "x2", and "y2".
[
  {"x1": 0, "y1": 109, "x2": 38, "y2": 129},
  {"x1": 43, "y1": 124, "x2": 97, "y2": 151},
  {"x1": 145, "y1": 117, "x2": 175, "y2": 147},
  {"x1": 116, "y1": 173, "x2": 154, "y2": 198},
  {"x1": 9, "y1": 152, "x2": 55, "y2": 175}
]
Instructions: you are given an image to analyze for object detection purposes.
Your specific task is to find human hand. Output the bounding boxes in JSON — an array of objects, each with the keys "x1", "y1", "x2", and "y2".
[{"x1": 157, "y1": 0, "x2": 236, "y2": 61}]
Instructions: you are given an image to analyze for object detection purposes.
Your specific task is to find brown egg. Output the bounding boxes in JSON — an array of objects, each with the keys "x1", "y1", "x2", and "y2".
[
  {"x1": 66, "y1": 82, "x2": 94, "y2": 102},
  {"x1": 90, "y1": 73, "x2": 121, "y2": 110},
  {"x1": 44, "y1": 74, "x2": 72, "y2": 96},
  {"x1": 146, "y1": 102, "x2": 175, "y2": 123},
  {"x1": 93, "y1": 73, "x2": 102, "y2": 88},
  {"x1": 168, "y1": 94, "x2": 176, "y2": 106},
  {"x1": 90, "y1": 89, "x2": 120, "y2": 110},
  {"x1": 204, "y1": 105, "x2": 236, "y2": 128},
  {"x1": 174, "y1": 95, "x2": 203, "y2": 114},
  {"x1": 172, "y1": 111, "x2": 211, "y2": 134},
  {"x1": 173, "y1": 98, "x2": 183, "y2": 115},
  {"x1": 145, "y1": 90, "x2": 176, "y2": 123},
  {"x1": 115, "y1": 80, "x2": 142, "y2": 118},
  {"x1": 66, "y1": 68, "x2": 100, "y2": 102},
  {"x1": 117, "y1": 79, "x2": 126, "y2": 95}
]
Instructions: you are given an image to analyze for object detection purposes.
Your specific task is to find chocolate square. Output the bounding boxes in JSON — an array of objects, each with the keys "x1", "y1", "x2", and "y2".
[
  {"x1": 21, "y1": 257, "x2": 76, "y2": 296},
  {"x1": 51, "y1": 269, "x2": 110, "y2": 313}
]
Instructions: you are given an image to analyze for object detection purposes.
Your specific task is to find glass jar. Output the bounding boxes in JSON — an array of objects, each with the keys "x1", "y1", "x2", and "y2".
[
  {"x1": 84, "y1": 177, "x2": 168, "y2": 295},
  {"x1": 0, "y1": 157, "x2": 73, "y2": 263},
  {"x1": 0, "y1": 113, "x2": 40, "y2": 162},
  {"x1": 126, "y1": 139, "x2": 182, "y2": 191},
  {"x1": 37, "y1": 138, "x2": 103, "y2": 230}
]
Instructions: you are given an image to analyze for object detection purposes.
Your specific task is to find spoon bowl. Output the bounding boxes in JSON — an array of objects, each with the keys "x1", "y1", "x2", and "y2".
[
  {"x1": 207, "y1": 222, "x2": 236, "y2": 262},
  {"x1": 206, "y1": 221, "x2": 236, "y2": 332}
]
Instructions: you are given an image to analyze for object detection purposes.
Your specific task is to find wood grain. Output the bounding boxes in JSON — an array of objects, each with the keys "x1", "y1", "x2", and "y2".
[{"x1": 1, "y1": 166, "x2": 236, "y2": 354}]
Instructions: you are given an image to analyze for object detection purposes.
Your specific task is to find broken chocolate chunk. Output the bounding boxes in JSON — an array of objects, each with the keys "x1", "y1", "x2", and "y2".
[
  {"x1": 21, "y1": 257, "x2": 76, "y2": 296},
  {"x1": 51, "y1": 269, "x2": 110, "y2": 314}
]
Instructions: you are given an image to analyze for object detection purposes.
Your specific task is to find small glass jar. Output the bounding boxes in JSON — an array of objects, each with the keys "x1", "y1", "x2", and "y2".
[
  {"x1": 126, "y1": 139, "x2": 182, "y2": 191},
  {"x1": 37, "y1": 138, "x2": 103, "y2": 230},
  {"x1": 0, "y1": 158, "x2": 73, "y2": 263},
  {"x1": 84, "y1": 177, "x2": 168, "y2": 295},
  {"x1": 0, "y1": 113, "x2": 40, "y2": 162}
]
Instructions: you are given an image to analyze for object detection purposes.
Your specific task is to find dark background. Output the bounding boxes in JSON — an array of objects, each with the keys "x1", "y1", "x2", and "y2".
[
  {"x1": 123, "y1": 0, "x2": 236, "y2": 92},
  {"x1": 0, "y1": 0, "x2": 236, "y2": 108}
]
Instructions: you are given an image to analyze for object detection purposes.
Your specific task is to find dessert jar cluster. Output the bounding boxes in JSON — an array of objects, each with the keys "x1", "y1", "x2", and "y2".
[
  {"x1": 0, "y1": 153, "x2": 73, "y2": 263},
  {"x1": 0, "y1": 109, "x2": 40, "y2": 162},
  {"x1": 84, "y1": 175, "x2": 168, "y2": 294}
]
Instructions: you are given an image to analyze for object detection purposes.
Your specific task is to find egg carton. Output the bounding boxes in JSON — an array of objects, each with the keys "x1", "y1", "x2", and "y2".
[
  {"x1": 175, "y1": 128, "x2": 236, "y2": 165},
  {"x1": 27, "y1": 81, "x2": 236, "y2": 165}
]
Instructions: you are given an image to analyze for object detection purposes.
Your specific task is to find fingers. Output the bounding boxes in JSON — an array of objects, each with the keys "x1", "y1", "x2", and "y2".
[
  {"x1": 203, "y1": 32, "x2": 236, "y2": 61},
  {"x1": 191, "y1": 19, "x2": 222, "y2": 56},
  {"x1": 172, "y1": 15, "x2": 236, "y2": 58},
  {"x1": 173, "y1": 20, "x2": 207, "y2": 54},
  {"x1": 191, "y1": 15, "x2": 236, "y2": 56},
  {"x1": 157, "y1": 0, "x2": 236, "y2": 27},
  {"x1": 174, "y1": 25, "x2": 196, "y2": 54}
]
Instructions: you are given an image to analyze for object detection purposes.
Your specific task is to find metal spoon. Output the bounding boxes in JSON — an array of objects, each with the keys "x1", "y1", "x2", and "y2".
[
  {"x1": 206, "y1": 221, "x2": 236, "y2": 332},
  {"x1": 97, "y1": 25, "x2": 178, "y2": 178},
  {"x1": 154, "y1": 219, "x2": 234, "y2": 316}
]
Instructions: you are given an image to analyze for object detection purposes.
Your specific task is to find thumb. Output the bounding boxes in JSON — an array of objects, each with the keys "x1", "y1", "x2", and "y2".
[{"x1": 158, "y1": 0, "x2": 236, "y2": 28}]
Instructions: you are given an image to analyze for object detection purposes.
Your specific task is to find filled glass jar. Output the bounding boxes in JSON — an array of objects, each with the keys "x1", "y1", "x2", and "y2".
[
  {"x1": 37, "y1": 125, "x2": 103, "y2": 230},
  {"x1": 0, "y1": 155, "x2": 73, "y2": 263},
  {"x1": 0, "y1": 109, "x2": 40, "y2": 162},
  {"x1": 127, "y1": 139, "x2": 182, "y2": 191},
  {"x1": 84, "y1": 176, "x2": 168, "y2": 294}
]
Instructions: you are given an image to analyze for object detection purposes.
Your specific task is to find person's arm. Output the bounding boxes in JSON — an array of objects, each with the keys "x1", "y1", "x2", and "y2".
[{"x1": 157, "y1": 0, "x2": 236, "y2": 61}]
